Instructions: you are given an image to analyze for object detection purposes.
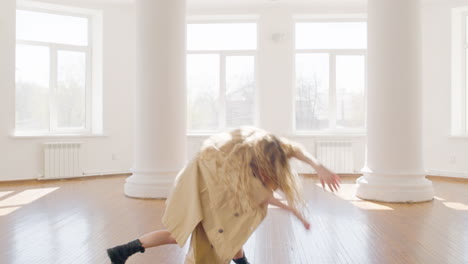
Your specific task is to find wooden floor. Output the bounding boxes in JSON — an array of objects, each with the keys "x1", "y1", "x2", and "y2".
[{"x1": 0, "y1": 175, "x2": 467, "y2": 264}]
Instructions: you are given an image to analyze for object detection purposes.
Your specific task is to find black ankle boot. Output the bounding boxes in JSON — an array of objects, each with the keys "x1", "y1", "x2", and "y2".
[
  {"x1": 233, "y1": 253, "x2": 251, "y2": 264},
  {"x1": 107, "y1": 239, "x2": 145, "y2": 264}
]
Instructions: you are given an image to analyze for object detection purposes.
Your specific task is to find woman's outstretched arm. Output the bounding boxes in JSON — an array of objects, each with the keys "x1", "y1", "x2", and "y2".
[
  {"x1": 291, "y1": 146, "x2": 341, "y2": 192},
  {"x1": 265, "y1": 195, "x2": 310, "y2": 230}
]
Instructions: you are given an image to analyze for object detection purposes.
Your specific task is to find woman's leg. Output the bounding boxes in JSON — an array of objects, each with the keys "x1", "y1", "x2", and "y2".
[
  {"x1": 107, "y1": 230, "x2": 177, "y2": 264},
  {"x1": 233, "y1": 248, "x2": 244, "y2": 259},
  {"x1": 233, "y1": 247, "x2": 251, "y2": 264},
  {"x1": 138, "y1": 230, "x2": 177, "y2": 248}
]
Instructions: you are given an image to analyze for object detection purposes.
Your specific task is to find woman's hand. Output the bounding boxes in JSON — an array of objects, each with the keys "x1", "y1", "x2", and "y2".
[
  {"x1": 266, "y1": 196, "x2": 311, "y2": 230},
  {"x1": 293, "y1": 211, "x2": 311, "y2": 230},
  {"x1": 290, "y1": 146, "x2": 341, "y2": 192},
  {"x1": 316, "y1": 165, "x2": 341, "y2": 192}
]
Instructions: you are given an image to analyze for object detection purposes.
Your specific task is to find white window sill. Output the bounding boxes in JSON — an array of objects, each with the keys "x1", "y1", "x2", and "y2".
[
  {"x1": 292, "y1": 131, "x2": 367, "y2": 137},
  {"x1": 187, "y1": 129, "x2": 223, "y2": 137},
  {"x1": 10, "y1": 133, "x2": 108, "y2": 139},
  {"x1": 187, "y1": 132, "x2": 367, "y2": 138},
  {"x1": 187, "y1": 133, "x2": 216, "y2": 138}
]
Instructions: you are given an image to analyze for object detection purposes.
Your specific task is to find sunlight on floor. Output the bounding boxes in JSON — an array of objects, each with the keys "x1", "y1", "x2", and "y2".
[
  {"x1": 0, "y1": 187, "x2": 59, "y2": 207},
  {"x1": 443, "y1": 202, "x2": 468, "y2": 210},
  {"x1": 315, "y1": 182, "x2": 468, "y2": 211},
  {"x1": 316, "y1": 183, "x2": 393, "y2": 210},
  {"x1": 0, "y1": 191, "x2": 13, "y2": 199},
  {"x1": 0, "y1": 206, "x2": 21, "y2": 216},
  {"x1": 0, "y1": 187, "x2": 60, "y2": 216}
]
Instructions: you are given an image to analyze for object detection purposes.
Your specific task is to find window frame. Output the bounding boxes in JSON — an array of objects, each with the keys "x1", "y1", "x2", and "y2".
[
  {"x1": 15, "y1": 4, "x2": 96, "y2": 136},
  {"x1": 186, "y1": 20, "x2": 258, "y2": 135},
  {"x1": 293, "y1": 18, "x2": 368, "y2": 135}
]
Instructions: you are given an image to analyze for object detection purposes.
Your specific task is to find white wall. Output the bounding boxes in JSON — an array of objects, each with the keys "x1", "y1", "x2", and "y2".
[
  {"x1": 0, "y1": 0, "x2": 136, "y2": 181},
  {"x1": 422, "y1": 0, "x2": 468, "y2": 178}
]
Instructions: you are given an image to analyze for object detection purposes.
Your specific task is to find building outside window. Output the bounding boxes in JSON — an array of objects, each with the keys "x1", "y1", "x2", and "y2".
[
  {"x1": 295, "y1": 20, "x2": 367, "y2": 133},
  {"x1": 15, "y1": 5, "x2": 101, "y2": 135},
  {"x1": 187, "y1": 22, "x2": 257, "y2": 132}
]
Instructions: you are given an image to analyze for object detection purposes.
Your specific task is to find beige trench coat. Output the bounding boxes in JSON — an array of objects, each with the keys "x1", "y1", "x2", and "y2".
[{"x1": 162, "y1": 149, "x2": 272, "y2": 264}]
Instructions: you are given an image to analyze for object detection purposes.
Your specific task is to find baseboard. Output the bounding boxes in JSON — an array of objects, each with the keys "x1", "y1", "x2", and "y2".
[
  {"x1": 300, "y1": 173, "x2": 361, "y2": 178},
  {"x1": 426, "y1": 170, "x2": 468, "y2": 180},
  {"x1": 0, "y1": 172, "x2": 131, "y2": 185},
  {"x1": 38, "y1": 172, "x2": 131, "y2": 181},
  {"x1": 301, "y1": 172, "x2": 468, "y2": 183},
  {"x1": 427, "y1": 175, "x2": 468, "y2": 183}
]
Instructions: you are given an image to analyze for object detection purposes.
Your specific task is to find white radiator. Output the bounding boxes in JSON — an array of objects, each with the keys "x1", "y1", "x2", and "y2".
[
  {"x1": 315, "y1": 140, "x2": 354, "y2": 173},
  {"x1": 43, "y1": 142, "x2": 82, "y2": 179}
]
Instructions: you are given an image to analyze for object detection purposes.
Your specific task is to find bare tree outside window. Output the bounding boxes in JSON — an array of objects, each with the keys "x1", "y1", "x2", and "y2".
[
  {"x1": 15, "y1": 9, "x2": 92, "y2": 134},
  {"x1": 295, "y1": 21, "x2": 366, "y2": 132},
  {"x1": 187, "y1": 23, "x2": 257, "y2": 132}
]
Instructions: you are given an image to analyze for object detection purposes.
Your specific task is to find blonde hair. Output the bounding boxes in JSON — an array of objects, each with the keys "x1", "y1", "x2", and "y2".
[{"x1": 200, "y1": 127, "x2": 305, "y2": 214}]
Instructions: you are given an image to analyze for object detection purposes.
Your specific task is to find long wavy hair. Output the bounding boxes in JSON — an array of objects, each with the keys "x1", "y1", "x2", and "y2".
[{"x1": 200, "y1": 127, "x2": 305, "y2": 214}]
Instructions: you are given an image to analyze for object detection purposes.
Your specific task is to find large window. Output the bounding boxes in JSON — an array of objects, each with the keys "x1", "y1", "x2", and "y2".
[
  {"x1": 187, "y1": 23, "x2": 257, "y2": 132},
  {"x1": 295, "y1": 21, "x2": 367, "y2": 133},
  {"x1": 15, "y1": 7, "x2": 99, "y2": 135}
]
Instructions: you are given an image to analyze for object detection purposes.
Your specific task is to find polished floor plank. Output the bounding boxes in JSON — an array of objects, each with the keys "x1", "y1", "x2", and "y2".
[{"x1": 0, "y1": 175, "x2": 467, "y2": 264}]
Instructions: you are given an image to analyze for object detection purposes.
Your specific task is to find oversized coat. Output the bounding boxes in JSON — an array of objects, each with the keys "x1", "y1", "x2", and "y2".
[{"x1": 162, "y1": 130, "x2": 274, "y2": 264}]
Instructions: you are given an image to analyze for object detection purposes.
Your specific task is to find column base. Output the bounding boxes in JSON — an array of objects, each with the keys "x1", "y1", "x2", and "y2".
[
  {"x1": 356, "y1": 172, "x2": 434, "y2": 203},
  {"x1": 124, "y1": 169, "x2": 178, "y2": 199}
]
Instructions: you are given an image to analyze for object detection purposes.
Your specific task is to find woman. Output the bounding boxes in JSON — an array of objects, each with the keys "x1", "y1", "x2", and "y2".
[{"x1": 107, "y1": 127, "x2": 340, "y2": 264}]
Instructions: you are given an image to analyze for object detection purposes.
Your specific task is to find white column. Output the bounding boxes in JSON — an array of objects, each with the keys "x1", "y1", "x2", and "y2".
[
  {"x1": 125, "y1": 0, "x2": 187, "y2": 198},
  {"x1": 356, "y1": 0, "x2": 433, "y2": 202}
]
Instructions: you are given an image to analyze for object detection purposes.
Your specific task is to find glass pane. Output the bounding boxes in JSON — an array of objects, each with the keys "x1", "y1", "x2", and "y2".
[
  {"x1": 187, "y1": 23, "x2": 256, "y2": 51},
  {"x1": 15, "y1": 44, "x2": 50, "y2": 132},
  {"x1": 296, "y1": 22, "x2": 367, "y2": 49},
  {"x1": 225, "y1": 56, "x2": 255, "y2": 128},
  {"x1": 295, "y1": 53, "x2": 329, "y2": 130},
  {"x1": 16, "y1": 10, "x2": 88, "y2": 46},
  {"x1": 336, "y1": 55, "x2": 366, "y2": 129},
  {"x1": 15, "y1": 45, "x2": 50, "y2": 131},
  {"x1": 187, "y1": 54, "x2": 220, "y2": 130},
  {"x1": 56, "y1": 50, "x2": 87, "y2": 129}
]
